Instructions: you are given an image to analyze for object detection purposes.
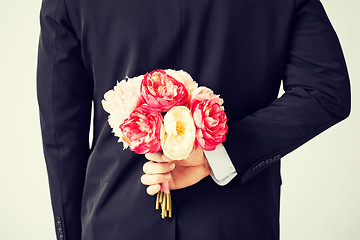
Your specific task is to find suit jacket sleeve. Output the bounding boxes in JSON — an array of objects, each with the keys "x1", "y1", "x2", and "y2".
[
  {"x1": 223, "y1": 0, "x2": 351, "y2": 184},
  {"x1": 36, "y1": 0, "x2": 92, "y2": 239}
]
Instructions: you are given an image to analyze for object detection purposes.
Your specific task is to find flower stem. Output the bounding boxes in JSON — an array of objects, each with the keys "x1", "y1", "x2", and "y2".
[
  {"x1": 156, "y1": 191, "x2": 160, "y2": 210},
  {"x1": 156, "y1": 182, "x2": 172, "y2": 218}
]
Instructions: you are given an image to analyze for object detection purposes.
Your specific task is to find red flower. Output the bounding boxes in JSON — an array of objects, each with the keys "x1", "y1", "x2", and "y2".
[
  {"x1": 119, "y1": 104, "x2": 163, "y2": 154},
  {"x1": 191, "y1": 98, "x2": 228, "y2": 151},
  {"x1": 141, "y1": 69, "x2": 189, "y2": 112}
]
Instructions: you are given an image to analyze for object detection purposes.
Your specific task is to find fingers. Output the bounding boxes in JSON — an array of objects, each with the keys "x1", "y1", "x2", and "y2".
[
  {"x1": 161, "y1": 154, "x2": 174, "y2": 163},
  {"x1": 141, "y1": 173, "x2": 172, "y2": 186},
  {"x1": 145, "y1": 152, "x2": 167, "y2": 162},
  {"x1": 143, "y1": 161, "x2": 175, "y2": 174},
  {"x1": 142, "y1": 155, "x2": 175, "y2": 195},
  {"x1": 146, "y1": 184, "x2": 160, "y2": 195}
]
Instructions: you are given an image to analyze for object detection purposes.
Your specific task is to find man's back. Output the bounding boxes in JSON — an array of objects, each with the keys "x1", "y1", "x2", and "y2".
[{"x1": 37, "y1": 0, "x2": 350, "y2": 239}]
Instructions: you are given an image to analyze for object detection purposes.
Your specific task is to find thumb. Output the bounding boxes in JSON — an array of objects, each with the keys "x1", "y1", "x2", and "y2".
[{"x1": 176, "y1": 146, "x2": 204, "y2": 167}]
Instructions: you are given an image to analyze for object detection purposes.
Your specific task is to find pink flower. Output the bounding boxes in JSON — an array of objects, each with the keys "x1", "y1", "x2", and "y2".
[
  {"x1": 101, "y1": 75, "x2": 143, "y2": 146},
  {"x1": 164, "y1": 69, "x2": 198, "y2": 104},
  {"x1": 191, "y1": 88, "x2": 228, "y2": 151},
  {"x1": 119, "y1": 104, "x2": 163, "y2": 154},
  {"x1": 190, "y1": 86, "x2": 224, "y2": 106},
  {"x1": 141, "y1": 69, "x2": 189, "y2": 112}
]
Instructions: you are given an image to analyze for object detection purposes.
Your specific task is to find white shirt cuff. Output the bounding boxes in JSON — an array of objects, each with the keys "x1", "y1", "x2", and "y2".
[{"x1": 203, "y1": 143, "x2": 237, "y2": 186}]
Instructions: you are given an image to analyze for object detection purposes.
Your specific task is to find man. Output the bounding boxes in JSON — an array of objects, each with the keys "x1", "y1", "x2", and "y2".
[{"x1": 37, "y1": 0, "x2": 350, "y2": 239}]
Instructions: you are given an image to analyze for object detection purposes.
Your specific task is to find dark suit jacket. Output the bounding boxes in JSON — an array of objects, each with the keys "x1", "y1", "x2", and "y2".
[{"x1": 37, "y1": 0, "x2": 350, "y2": 239}]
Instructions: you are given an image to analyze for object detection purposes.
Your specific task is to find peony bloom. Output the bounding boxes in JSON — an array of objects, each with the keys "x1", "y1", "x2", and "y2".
[
  {"x1": 141, "y1": 69, "x2": 189, "y2": 112},
  {"x1": 101, "y1": 75, "x2": 143, "y2": 146},
  {"x1": 164, "y1": 69, "x2": 198, "y2": 103},
  {"x1": 190, "y1": 86, "x2": 224, "y2": 106},
  {"x1": 161, "y1": 106, "x2": 196, "y2": 160},
  {"x1": 191, "y1": 89, "x2": 228, "y2": 151},
  {"x1": 119, "y1": 104, "x2": 163, "y2": 154}
]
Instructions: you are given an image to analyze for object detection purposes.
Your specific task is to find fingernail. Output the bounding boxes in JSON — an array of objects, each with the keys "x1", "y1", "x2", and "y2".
[
  {"x1": 169, "y1": 163, "x2": 175, "y2": 170},
  {"x1": 165, "y1": 174, "x2": 171, "y2": 180}
]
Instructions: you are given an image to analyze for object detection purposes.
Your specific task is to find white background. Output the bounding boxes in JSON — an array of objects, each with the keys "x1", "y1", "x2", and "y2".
[{"x1": 0, "y1": 0, "x2": 359, "y2": 239}]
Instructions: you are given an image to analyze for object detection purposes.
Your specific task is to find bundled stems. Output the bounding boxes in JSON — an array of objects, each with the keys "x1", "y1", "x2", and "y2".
[{"x1": 155, "y1": 182, "x2": 172, "y2": 218}]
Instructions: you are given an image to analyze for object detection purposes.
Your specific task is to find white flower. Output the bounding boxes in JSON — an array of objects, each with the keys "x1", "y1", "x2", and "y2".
[{"x1": 161, "y1": 106, "x2": 196, "y2": 160}]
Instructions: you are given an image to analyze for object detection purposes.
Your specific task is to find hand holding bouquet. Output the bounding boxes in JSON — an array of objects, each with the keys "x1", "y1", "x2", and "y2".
[
  {"x1": 102, "y1": 69, "x2": 228, "y2": 218},
  {"x1": 142, "y1": 141, "x2": 211, "y2": 207}
]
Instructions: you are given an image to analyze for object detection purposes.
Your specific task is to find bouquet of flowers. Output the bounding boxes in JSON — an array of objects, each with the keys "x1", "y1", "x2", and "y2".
[{"x1": 102, "y1": 69, "x2": 228, "y2": 218}]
